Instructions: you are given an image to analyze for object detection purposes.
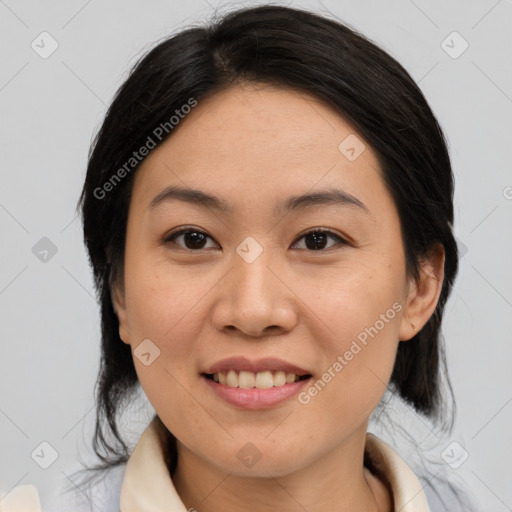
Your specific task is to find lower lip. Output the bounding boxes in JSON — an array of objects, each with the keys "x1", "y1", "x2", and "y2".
[{"x1": 201, "y1": 375, "x2": 312, "y2": 409}]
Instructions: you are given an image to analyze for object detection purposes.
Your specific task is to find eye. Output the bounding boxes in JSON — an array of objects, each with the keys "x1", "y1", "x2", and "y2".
[
  {"x1": 163, "y1": 227, "x2": 218, "y2": 251},
  {"x1": 291, "y1": 228, "x2": 347, "y2": 251},
  {"x1": 163, "y1": 227, "x2": 348, "y2": 252}
]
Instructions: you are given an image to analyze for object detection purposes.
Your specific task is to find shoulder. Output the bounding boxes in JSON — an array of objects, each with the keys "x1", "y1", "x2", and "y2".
[
  {"x1": 45, "y1": 463, "x2": 127, "y2": 512},
  {"x1": 421, "y1": 474, "x2": 478, "y2": 512},
  {"x1": 0, "y1": 484, "x2": 42, "y2": 512},
  {"x1": 364, "y1": 433, "x2": 479, "y2": 512}
]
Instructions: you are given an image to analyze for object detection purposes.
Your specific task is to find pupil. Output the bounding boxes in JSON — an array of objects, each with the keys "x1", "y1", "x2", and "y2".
[
  {"x1": 185, "y1": 231, "x2": 206, "y2": 249},
  {"x1": 306, "y1": 232, "x2": 327, "y2": 250}
]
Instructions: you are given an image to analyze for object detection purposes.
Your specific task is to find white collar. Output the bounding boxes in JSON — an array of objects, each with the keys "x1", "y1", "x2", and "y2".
[{"x1": 120, "y1": 417, "x2": 431, "y2": 512}]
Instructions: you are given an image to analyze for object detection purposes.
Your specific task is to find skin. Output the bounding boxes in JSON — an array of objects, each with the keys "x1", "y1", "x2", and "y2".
[{"x1": 112, "y1": 82, "x2": 445, "y2": 512}]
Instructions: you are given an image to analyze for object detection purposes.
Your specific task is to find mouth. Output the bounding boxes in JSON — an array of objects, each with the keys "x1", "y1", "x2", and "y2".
[
  {"x1": 200, "y1": 357, "x2": 313, "y2": 409},
  {"x1": 202, "y1": 370, "x2": 312, "y2": 389},
  {"x1": 200, "y1": 356, "x2": 313, "y2": 409}
]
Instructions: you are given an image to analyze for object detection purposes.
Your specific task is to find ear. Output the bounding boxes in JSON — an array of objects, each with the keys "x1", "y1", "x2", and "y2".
[
  {"x1": 399, "y1": 243, "x2": 445, "y2": 341},
  {"x1": 111, "y1": 282, "x2": 131, "y2": 345}
]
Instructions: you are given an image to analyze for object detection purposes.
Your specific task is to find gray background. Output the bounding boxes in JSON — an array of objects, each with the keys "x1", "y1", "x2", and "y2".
[{"x1": 1, "y1": 0, "x2": 511, "y2": 509}]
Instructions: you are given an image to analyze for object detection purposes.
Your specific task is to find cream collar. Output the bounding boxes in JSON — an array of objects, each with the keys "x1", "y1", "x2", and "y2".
[{"x1": 120, "y1": 417, "x2": 431, "y2": 512}]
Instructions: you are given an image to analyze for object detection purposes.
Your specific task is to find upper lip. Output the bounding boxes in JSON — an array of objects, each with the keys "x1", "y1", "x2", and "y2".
[{"x1": 204, "y1": 357, "x2": 311, "y2": 376}]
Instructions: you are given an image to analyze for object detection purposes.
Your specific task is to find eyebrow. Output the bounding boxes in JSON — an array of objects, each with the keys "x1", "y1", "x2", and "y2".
[{"x1": 149, "y1": 185, "x2": 369, "y2": 216}]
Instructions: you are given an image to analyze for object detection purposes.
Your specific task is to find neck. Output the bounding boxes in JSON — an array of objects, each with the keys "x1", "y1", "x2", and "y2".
[{"x1": 172, "y1": 428, "x2": 392, "y2": 512}]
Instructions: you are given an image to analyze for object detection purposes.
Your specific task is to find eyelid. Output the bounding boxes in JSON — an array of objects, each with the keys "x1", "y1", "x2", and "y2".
[
  {"x1": 291, "y1": 228, "x2": 349, "y2": 249},
  {"x1": 163, "y1": 226, "x2": 351, "y2": 251},
  {"x1": 162, "y1": 226, "x2": 218, "y2": 248}
]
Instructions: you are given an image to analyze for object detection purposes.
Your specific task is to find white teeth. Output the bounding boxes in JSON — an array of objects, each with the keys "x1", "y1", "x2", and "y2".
[
  {"x1": 255, "y1": 370, "x2": 274, "y2": 389},
  {"x1": 226, "y1": 369, "x2": 238, "y2": 387},
  {"x1": 212, "y1": 370, "x2": 306, "y2": 389},
  {"x1": 273, "y1": 370, "x2": 287, "y2": 386},
  {"x1": 238, "y1": 370, "x2": 255, "y2": 389}
]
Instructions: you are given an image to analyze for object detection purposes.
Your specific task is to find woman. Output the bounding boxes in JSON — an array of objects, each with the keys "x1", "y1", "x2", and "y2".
[{"x1": 3, "y1": 4, "x2": 474, "y2": 511}]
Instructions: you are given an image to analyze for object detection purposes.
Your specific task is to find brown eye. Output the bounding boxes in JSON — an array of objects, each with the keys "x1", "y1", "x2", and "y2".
[
  {"x1": 292, "y1": 229, "x2": 347, "y2": 251},
  {"x1": 164, "y1": 228, "x2": 218, "y2": 250},
  {"x1": 163, "y1": 227, "x2": 347, "y2": 252}
]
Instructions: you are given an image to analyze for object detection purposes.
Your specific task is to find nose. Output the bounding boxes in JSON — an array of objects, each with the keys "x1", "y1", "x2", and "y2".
[{"x1": 211, "y1": 246, "x2": 298, "y2": 339}]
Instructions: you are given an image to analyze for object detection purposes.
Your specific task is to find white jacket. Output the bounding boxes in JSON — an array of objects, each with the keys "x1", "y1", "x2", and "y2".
[{"x1": 1, "y1": 417, "x2": 467, "y2": 511}]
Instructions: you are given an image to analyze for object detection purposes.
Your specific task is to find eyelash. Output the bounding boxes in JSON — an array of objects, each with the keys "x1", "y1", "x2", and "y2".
[{"x1": 162, "y1": 226, "x2": 349, "y2": 252}]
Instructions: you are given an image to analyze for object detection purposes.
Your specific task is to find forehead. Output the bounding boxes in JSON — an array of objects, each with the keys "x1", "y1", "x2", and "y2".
[
  {"x1": 164, "y1": 83, "x2": 373, "y2": 162},
  {"x1": 131, "y1": 83, "x2": 390, "y2": 217}
]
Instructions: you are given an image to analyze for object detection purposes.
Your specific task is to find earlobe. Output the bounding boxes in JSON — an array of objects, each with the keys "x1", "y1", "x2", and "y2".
[
  {"x1": 111, "y1": 284, "x2": 131, "y2": 345},
  {"x1": 399, "y1": 244, "x2": 445, "y2": 341}
]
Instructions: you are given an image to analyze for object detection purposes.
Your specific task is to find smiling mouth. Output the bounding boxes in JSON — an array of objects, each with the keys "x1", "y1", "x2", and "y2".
[{"x1": 203, "y1": 370, "x2": 312, "y2": 389}]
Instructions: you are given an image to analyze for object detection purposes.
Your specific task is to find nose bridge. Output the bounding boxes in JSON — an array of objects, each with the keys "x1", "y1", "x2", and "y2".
[
  {"x1": 234, "y1": 236, "x2": 280, "y2": 305},
  {"x1": 213, "y1": 237, "x2": 297, "y2": 336},
  {"x1": 234, "y1": 241, "x2": 277, "y2": 301}
]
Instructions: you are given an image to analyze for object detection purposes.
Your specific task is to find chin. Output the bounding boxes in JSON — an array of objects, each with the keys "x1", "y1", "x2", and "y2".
[{"x1": 204, "y1": 440, "x2": 310, "y2": 478}]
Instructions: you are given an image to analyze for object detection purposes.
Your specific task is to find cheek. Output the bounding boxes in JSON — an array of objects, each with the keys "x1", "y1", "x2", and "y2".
[
  {"x1": 298, "y1": 325, "x2": 400, "y2": 438},
  {"x1": 124, "y1": 256, "x2": 211, "y2": 344},
  {"x1": 307, "y1": 260, "x2": 404, "y2": 342},
  {"x1": 299, "y1": 269, "x2": 403, "y2": 416}
]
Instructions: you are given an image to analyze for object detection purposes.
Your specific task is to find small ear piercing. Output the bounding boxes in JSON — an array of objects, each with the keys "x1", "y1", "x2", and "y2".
[{"x1": 411, "y1": 323, "x2": 417, "y2": 332}]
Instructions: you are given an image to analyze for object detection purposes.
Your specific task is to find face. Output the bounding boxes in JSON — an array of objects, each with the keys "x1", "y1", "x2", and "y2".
[{"x1": 112, "y1": 83, "x2": 443, "y2": 478}]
